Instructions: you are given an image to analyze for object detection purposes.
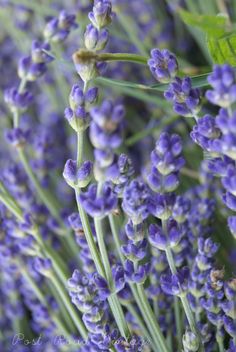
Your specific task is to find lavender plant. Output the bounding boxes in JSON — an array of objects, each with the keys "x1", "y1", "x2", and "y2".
[{"x1": 1, "y1": 0, "x2": 236, "y2": 352}]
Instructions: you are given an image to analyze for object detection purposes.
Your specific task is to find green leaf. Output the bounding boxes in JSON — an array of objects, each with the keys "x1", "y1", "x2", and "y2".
[
  {"x1": 178, "y1": 9, "x2": 227, "y2": 37},
  {"x1": 96, "y1": 72, "x2": 211, "y2": 93},
  {"x1": 178, "y1": 8, "x2": 236, "y2": 65},
  {"x1": 207, "y1": 32, "x2": 236, "y2": 65}
]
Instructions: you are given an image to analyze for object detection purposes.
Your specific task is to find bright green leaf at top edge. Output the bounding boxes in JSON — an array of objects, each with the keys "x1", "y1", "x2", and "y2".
[
  {"x1": 178, "y1": 9, "x2": 227, "y2": 37},
  {"x1": 207, "y1": 31, "x2": 236, "y2": 65}
]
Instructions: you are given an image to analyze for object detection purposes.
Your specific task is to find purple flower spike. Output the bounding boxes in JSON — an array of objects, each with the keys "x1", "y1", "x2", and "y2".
[
  {"x1": 4, "y1": 87, "x2": 33, "y2": 111},
  {"x1": 79, "y1": 182, "x2": 117, "y2": 218},
  {"x1": 5, "y1": 128, "x2": 30, "y2": 148},
  {"x1": 160, "y1": 266, "x2": 190, "y2": 296},
  {"x1": 88, "y1": 0, "x2": 113, "y2": 30},
  {"x1": 44, "y1": 10, "x2": 78, "y2": 43},
  {"x1": 122, "y1": 179, "x2": 150, "y2": 225},
  {"x1": 148, "y1": 48, "x2": 178, "y2": 83},
  {"x1": 34, "y1": 257, "x2": 52, "y2": 277},
  {"x1": 164, "y1": 77, "x2": 201, "y2": 117},
  {"x1": 206, "y1": 64, "x2": 236, "y2": 108}
]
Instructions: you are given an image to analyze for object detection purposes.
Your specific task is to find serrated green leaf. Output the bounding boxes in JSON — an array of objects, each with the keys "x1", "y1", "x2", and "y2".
[{"x1": 178, "y1": 9, "x2": 227, "y2": 37}]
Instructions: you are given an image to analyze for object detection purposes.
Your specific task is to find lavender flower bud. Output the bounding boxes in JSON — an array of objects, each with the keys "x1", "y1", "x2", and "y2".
[
  {"x1": 88, "y1": 0, "x2": 113, "y2": 30},
  {"x1": 183, "y1": 330, "x2": 199, "y2": 352},
  {"x1": 78, "y1": 161, "x2": 93, "y2": 188},
  {"x1": 122, "y1": 179, "x2": 150, "y2": 225},
  {"x1": 73, "y1": 49, "x2": 99, "y2": 84},
  {"x1": 84, "y1": 24, "x2": 109, "y2": 51},
  {"x1": 79, "y1": 182, "x2": 118, "y2": 218},
  {"x1": 148, "y1": 48, "x2": 178, "y2": 83},
  {"x1": 164, "y1": 77, "x2": 201, "y2": 117},
  {"x1": 64, "y1": 105, "x2": 90, "y2": 132},
  {"x1": 44, "y1": 10, "x2": 78, "y2": 43},
  {"x1": 63, "y1": 159, "x2": 77, "y2": 187},
  {"x1": 4, "y1": 87, "x2": 33, "y2": 112},
  {"x1": 5, "y1": 128, "x2": 30, "y2": 148}
]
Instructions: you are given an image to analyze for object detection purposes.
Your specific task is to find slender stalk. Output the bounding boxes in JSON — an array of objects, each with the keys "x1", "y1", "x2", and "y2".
[
  {"x1": 124, "y1": 303, "x2": 156, "y2": 351},
  {"x1": 98, "y1": 52, "x2": 148, "y2": 65},
  {"x1": 94, "y1": 189, "x2": 130, "y2": 338},
  {"x1": 22, "y1": 268, "x2": 72, "y2": 339},
  {"x1": 137, "y1": 284, "x2": 170, "y2": 352},
  {"x1": 108, "y1": 213, "x2": 168, "y2": 351},
  {"x1": 75, "y1": 130, "x2": 129, "y2": 338},
  {"x1": 174, "y1": 296, "x2": 182, "y2": 351},
  {"x1": 108, "y1": 214, "x2": 125, "y2": 263}
]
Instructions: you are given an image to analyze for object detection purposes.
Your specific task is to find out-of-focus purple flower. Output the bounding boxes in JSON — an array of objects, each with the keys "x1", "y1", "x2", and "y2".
[
  {"x1": 79, "y1": 182, "x2": 117, "y2": 218},
  {"x1": 122, "y1": 179, "x2": 150, "y2": 225},
  {"x1": 148, "y1": 48, "x2": 178, "y2": 83},
  {"x1": 164, "y1": 77, "x2": 201, "y2": 117},
  {"x1": 18, "y1": 41, "x2": 53, "y2": 81},
  {"x1": 33, "y1": 257, "x2": 52, "y2": 277},
  {"x1": 160, "y1": 266, "x2": 189, "y2": 296},
  {"x1": 206, "y1": 64, "x2": 236, "y2": 108},
  {"x1": 4, "y1": 87, "x2": 33, "y2": 111},
  {"x1": 5, "y1": 128, "x2": 30, "y2": 148},
  {"x1": 44, "y1": 10, "x2": 78, "y2": 42}
]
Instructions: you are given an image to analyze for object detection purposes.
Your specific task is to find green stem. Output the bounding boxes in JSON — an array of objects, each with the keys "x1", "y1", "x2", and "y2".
[
  {"x1": 136, "y1": 284, "x2": 170, "y2": 352},
  {"x1": 124, "y1": 303, "x2": 155, "y2": 351},
  {"x1": 108, "y1": 213, "x2": 165, "y2": 350},
  {"x1": 75, "y1": 191, "x2": 105, "y2": 276},
  {"x1": 216, "y1": 335, "x2": 224, "y2": 352},
  {"x1": 50, "y1": 275, "x2": 87, "y2": 339},
  {"x1": 98, "y1": 52, "x2": 148, "y2": 65},
  {"x1": 94, "y1": 199, "x2": 130, "y2": 338},
  {"x1": 75, "y1": 130, "x2": 129, "y2": 338},
  {"x1": 165, "y1": 245, "x2": 203, "y2": 350},
  {"x1": 77, "y1": 131, "x2": 84, "y2": 167},
  {"x1": 174, "y1": 296, "x2": 182, "y2": 351},
  {"x1": 22, "y1": 267, "x2": 72, "y2": 339},
  {"x1": 108, "y1": 214, "x2": 125, "y2": 263}
]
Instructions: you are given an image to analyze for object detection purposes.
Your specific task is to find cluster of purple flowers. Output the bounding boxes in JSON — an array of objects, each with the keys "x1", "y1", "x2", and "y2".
[{"x1": 190, "y1": 65, "x2": 236, "y2": 240}]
